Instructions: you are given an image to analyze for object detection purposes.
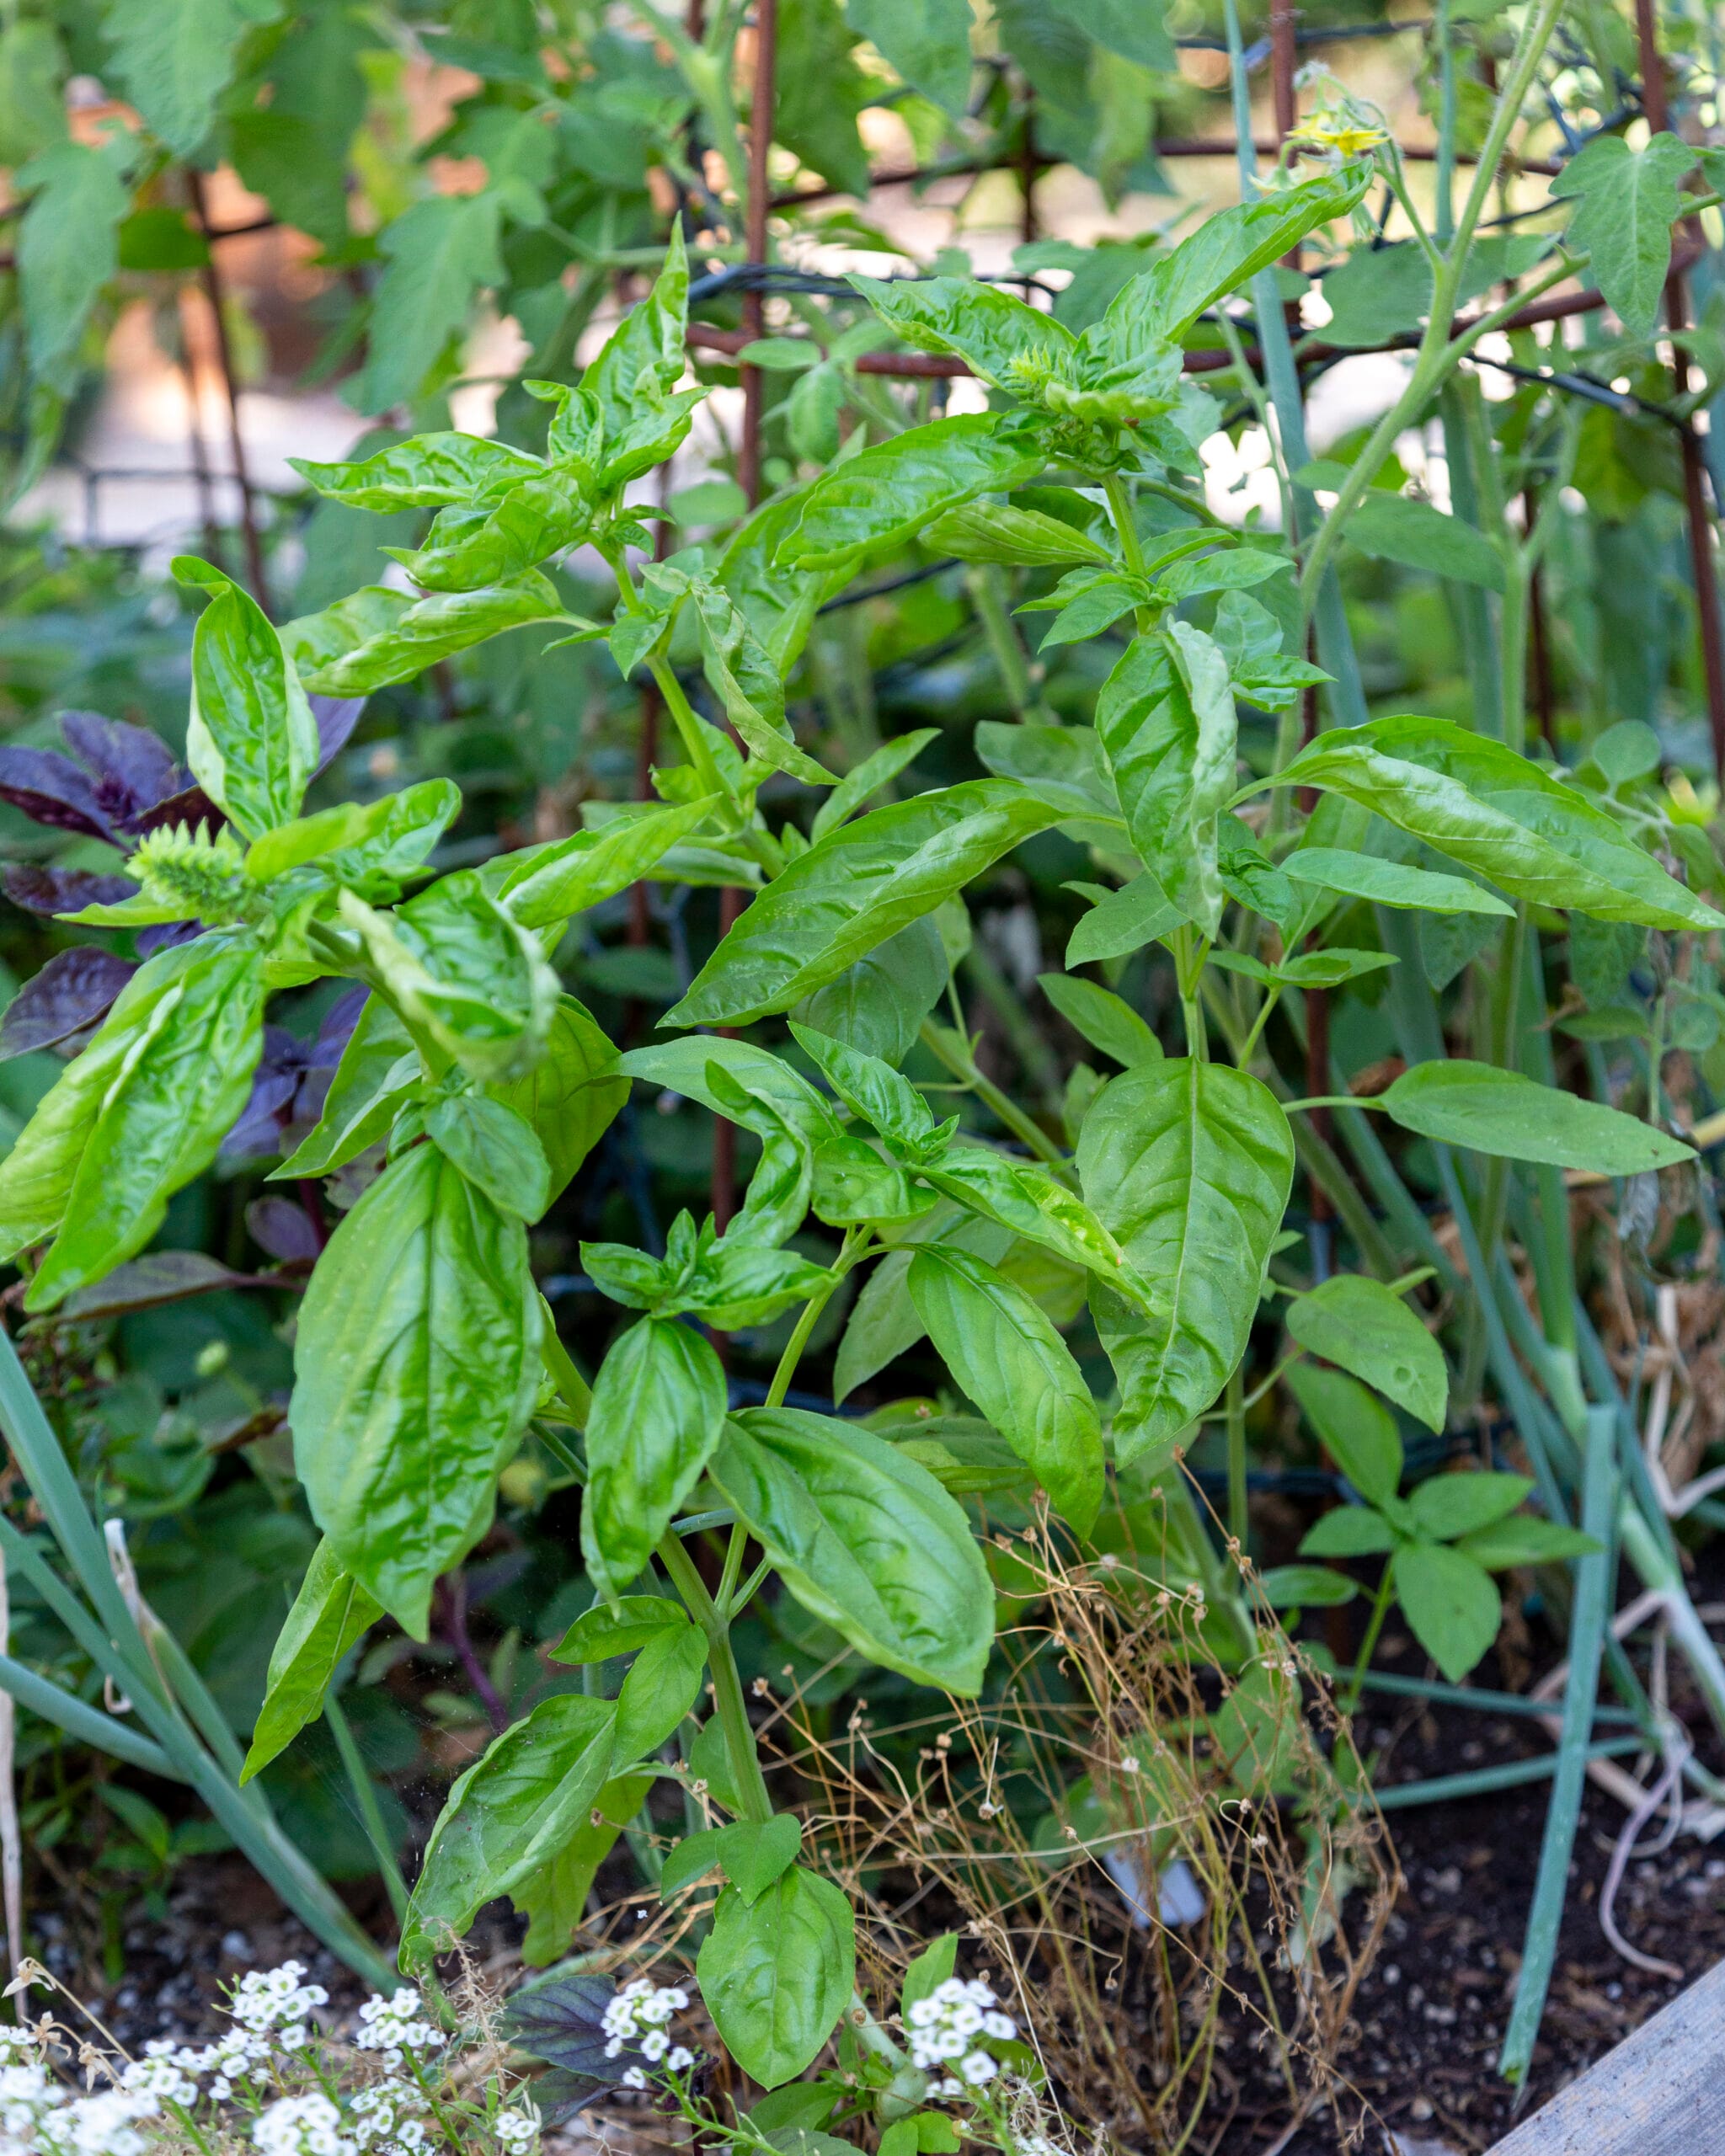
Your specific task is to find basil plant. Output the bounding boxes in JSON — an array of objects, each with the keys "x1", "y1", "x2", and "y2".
[{"x1": 0, "y1": 163, "x2": 1714, "y2": 2092}]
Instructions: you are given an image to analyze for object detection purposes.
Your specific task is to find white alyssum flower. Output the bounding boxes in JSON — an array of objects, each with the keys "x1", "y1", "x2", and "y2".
[
  {"x1": 601, "y1": 1977, "x2": 693, "y2": 2063},
  {"x1": 120, "y1": 2039, "x2": 199, "y2": 2106},
  {"x1": 37, "y1": 2090, "x2": 161, "y2": 2156},
  {"x1": 253, "y1": 2090, "x2": 355, "y2": 2155},
  {"x1": 350, "y1": 2075, "x2": 431, "y2": 2148},
  {"x1": 494, "y1": 2100, "x2": 542, "y2": 2149},
  {"x1": 185, "y1": 2024, "x2": 273, "y2": 2100},
  {"x1": 230, "y1": 1961, "x2": 331, "y2": 2040},
  {"x1": 907, "y1": 1974, "x2": 1019, "y2": 2092},
  {"x1": 353, "y1": 1988, "x2": 441, "y2": 2070}
]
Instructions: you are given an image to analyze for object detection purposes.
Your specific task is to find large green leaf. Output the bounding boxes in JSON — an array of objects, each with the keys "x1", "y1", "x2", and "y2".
[
  {"x1": 1076, "y1": 1060, "x2": 1294, "y2": 1463},
  {"x1": 1344, "y1": 493, "x2": 1503, "y2": 591},
  {"x1": 841, "y1": 0, "x2": 971, "y2": 116},
  {"x1": 1102, "y1": 166, "x2": 1371, "y2": 346},
  {"x1": 497, "y1": 799, "x2": 716, "y2": 930},
  {"x1": 360, "y1": 190, "x2": 505, "y2": 414},
  {"x1": 793, "y1": 917, "x2": 949, "y2": 1070},
  {"x1": 513, "y1": 1770, "x2": 653, "y2": 1967},
  {"x1": 174, "y1": 560, "x2": 319, "y2": 838},
  {"x1": 284, "y1": 575, "x2": 564, "y2": 696},
  {"x1": 774, "y1": 418, "x2": 1044, "y2": 572},
  {"x1": 1284, "y1": 1363, "x2": 1403, "y2": 1509},
  {"x1": 1380, "y1": 1059, "x2": 1694, "y2": 1172},
  {"x1": 832, "y1": 1209, "x2": 1012, "y2": 1399},
  {"x1": 402, "y1": 1694, "x2": 617, "y2": 1972},
  {"x1": 0, "y1": 20, "x2": 67, "y2": 168},
  {"x1": 241, "y1": 1540, "x2": 382, "y2": 1784},
  {"x1": 342, "y1": 873, "x2": 560, "y2": 1084},
  {"x1": 1280, "y1": 847, "x2": 1512, "y2": 918},
  {"x1": 1036, "y1": 974, "x2": 1162, "y2": 1070},
  {"x1": 102, "y1": 0, "x2": 270, "y2": 157},
  {"x1": 697, "y1": 1866, "x2": 856, "y2": 2088},
  {"x1": 15, "y1": 140, "x2": 129, "y2": 371},
  {"x1": 581, "y1": 1317, "x2": 728, "y2": 1596},
  {"x1": 908, "y1": 1246, "x2": 1103, "y2": 1533},
  {"x1": 1551, "y1": 131, "x2": 1696, "y2": 339},
  {"x1": 1095, "y1": 630, "x2": 1236, "y2": 936},
  {"x1": 925, "y1": 500, "x2": 1114, "y2": 569},
  {"x1": 708, "y1": 1407, "x2": 993, "y2": 1692},
  {"x1": 1271, "y1": 717, "x2": 1724, "y2": 931},
  {"x1": 290, "y1": 434, "x2": 543, "y2": 512},
  {"x1": 612, "y1": 1621, "x2": 708, "y2": 1770},
  {"x1": 1391, "y1": 1542, "x2": 1501, "y2": 1684},
  {"x1": 974, "y1": 721, "x2": 1121, "y2": 825},
  {"x1": 290, "y1": 1142, "x2": 542, "y2": 1636},
  {"x1": 667, "y1": 781, "x2": 1059, "y2": 1028},
  {"x1": 849, "y1": 276, "x2": 1076, "y2": 391},
  {"x1": 489, "y1": 995, "x2": 625, "y2": 1203},
  {"x1": 26, "y1": 937, "x2": 265, "y2": 1310},
  {"x1": 1286, "y1": 1275, "x2": 1446, "y2": 1433},
  {"x1": 426, "y1": 1097, "x2": 552, "y2": 1222},
  {"x1": 582, "y1": 225, "x2": 690, "y2": 455}
]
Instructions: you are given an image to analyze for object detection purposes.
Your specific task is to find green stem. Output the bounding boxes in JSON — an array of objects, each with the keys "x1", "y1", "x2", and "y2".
[
  {"x1": 766, "y1": 1228, "x2": 868, "y2": 1408},
  {"x1": 918, "y1": 1021, "x2": 1067, "y2": 1169},
  {"x1": 964, "y1": 565, "x2": 1049, "y2": 721},
  {"x1": 1224, "y1": 1364, "x2": 1248, "y2": 1551},
  {"x1": 325, "y1": 1689, "x2": 410, "y2": 1925},
  {"x1": 1341, "y1": 1565, "x2": 1396, "y2": 1718},
  {"x1": 657, "y1": 1532, "x2": 772, "y2": 1824}
]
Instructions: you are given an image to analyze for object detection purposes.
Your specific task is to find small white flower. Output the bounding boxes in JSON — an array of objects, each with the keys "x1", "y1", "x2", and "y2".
[
  {"x1": 495, "y1": 2107, "x2": 540, "y2": 2150},
  {"x1": 621, "y1": 2067, "x2": 648, "y2": 2090},
  {"x1": 639, "y1": 2028, "x2": 670, "y2": 2062},
  {"x1": 981, "y1": 2011, "x2": 1017, "y2": 2041},
  {"x1": 906, "y1": 1999, "x2": 941, "y2": 2029},
  {"x1": 932, "y1": 1978, "x2": 969, "y2": 2004},
  {"x1": 957, "y1": 2051, "x2": 997, "y2": 2085},
  {"x1": 666, "y1": 2046, "x2": 697, "y2": 2072},
  {"x1": 252, "y1": 2091, "x2": 355, "y2": 2155}
]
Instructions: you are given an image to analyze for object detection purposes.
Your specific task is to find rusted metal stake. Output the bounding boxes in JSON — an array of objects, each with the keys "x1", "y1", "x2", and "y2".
[
  {"x1": 187, "y1": 170, "x2": 270, "y2": 614},
  {"x1": 175, "y1": 286, "x2": 223, "y2": 568},
  {"x1": 1634, "y1": 0, "x2": 1725, "y2": 777}
]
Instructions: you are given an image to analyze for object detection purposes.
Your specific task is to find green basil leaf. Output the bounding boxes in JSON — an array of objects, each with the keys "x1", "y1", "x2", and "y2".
[
  {"x1": 584, "y1": 224, "x2": 691, "y2": 454},
  {"x1": 684, "y1": 578, "x2": 832, "y2": 787},
  {"x1": 291, "y1": 1143, "x2": 542, "y2": 1636},
  {"x1": 1380, "y1": 1058, "x2": 1694, "y2": 1172},
  {"x1": 403, "y1": 1694, "x2": 617, "y2": 1972},
  {"x1": 688, "y1": 1244, "x2": 831, "y2": 1330},
  {"x1": 1297, "y1": 1507, "x2": 1397, "y2": 1559},
  {"x1": 1273, "y1": 717, "x2": 1725, "y2": 931},
  {"x1": 809, "y1": 729, "x2": 939, "y2": 843},
  {"x1": 342, "y1": 873, "x2": 560, "y2": 1084},
  {"x1": 581, "y1": 1316, "x2": 728, "y2": 1596},
  {"x1": 620, "y1": 1037, "x2": 846, "y2": 1149},
  {"x1": 789, "y1": 1021, "x2": 936, "y2": 1150},
  {"x1": 1256, "y1": 1563, "x2": 1358, "y2": 1610},
  {"x1": 27, "y1": 937, "x2": 265, "y2": 1310},
  {"x1": 849, "y1": 274, "x2": 1076, "y2": 390},
  {"x1": 1285, "y1": 1363, "x2": 1404, "y2": 1508},
  {"x1": 660, "y1": 1825, "x2": 727, "y2": 1899},
  {"x1": 717, "y1": 489, "x2": 851, "y2": 676},
  {"x1": 1103, "y1": 164, "x2": 1372, "y2": 345},
  {"x1": 1217, "y1": 815, "x2": 1295, "y2": 927},
  {"x1": 551, "y1": 1594, "x2": 687, "y2": 1664},
  {"x1": 793, "y1": 916, "x2": 949, "y2": 1069},
  {"x1": 425, "y1": 1095, "x2": 553, "y2": 1223},
  {"x1": 1076, "y1": 1059, "x2": 1294, "y2": 1463},
  {"x1": 774, "y1": 417, "x2": 1044, "y2": 573},
  {"x1": 717, "y1": 1815, "x2": 804, "y2": 1906},
  {"x1": 1065, "y1": 874, "x2": 1185, "y2": 967},
  {"x1": 174, "y1": 558, "x2": 319, "y2": 839},
  {"x1": 924, "y1": 1148, "x2": 1140, "y2": 1298},
  {"x1": 1156, "y1": 548, "x2": 1289, "y2": 600},
  {"x1": 326, "y1": 779, "x2": 464, "y2": 899},
  {"x1": 697, "y1": 1866, "x2": 855, "y2": 2088},
  {"x1": 907, "y1": 1246, "x2": 1103, "y2": 1534},
  {"x1": 290, "y1": 432, "x2": 543, "y2": 511},
  {"x1": 498, "y1": 798, "x2": 718, "y2": 929},
  {"x1": 243, "y1": 799, "x2": 385, "y2": 884},
  {"x1": 974, "y1": 721, "x2": 1122, "y2": 825},
  {"x1": 274, "y1": 997, "x2": 417, "y2": 1181},
  {"x1": 841, "y1": 0, "x2": 971, "y2": 118},
  {"x1": 900, "y1": 1933, "x2": 959, "y2": 2015},
  {"x1": 708, "y1": 1406, "x2": 994, "y2": 1692},
  {"x1": 924, "y1": 499, "x2": 1113, "y2": 568},
  {"x1": 240, "y1": 1540, "x2": 382, "y2": 1784},
  {"x1": 1280, "y1": 846, "x2": 1513, "y2": 917},
  {"x1": 1096, "y1": 630, "x2": 1236, "y2": 937},
  {"x1": 514, "y1": 1770, "x2": 654, "y2": 1967},
  {"x1": 1407, "y1": 1471, "x2": 1534, "y2": 1544},
  {"x1": 1285, "y1": 1273, "x2": 1447, "y2": 1433},
  {"x1": 832, "y1": 1209, "x2": 1013, "y2": 1399},
  {"x1": 1210, "y1": 946, "x2": 1397, "y2": 990},
  {"x1": 613, "y1": 1621, "x2": 708, "y2": 1770},
  {"x1": 669, "y1": 782, "x2": 1060, "y2": 1028},
  {"x1": 1036, "y1": 973, "x2": 1161, "y2": 1070},
  {"x1": 489, "y1": 995, "x2": 626, "y2": 1203},
  {"x1": 284, "y1": 574, "x2": 564, "y2": 696},
  {"x1": 1456, "y1": 1517, "x2": 1604, "y2": 1571},
  {"x1": 390, "y1": 474, "x2": 590, "y2": 592},
  {"x1": 1391, "y1": 1542, "x2": 1500, "y2": 1685}
]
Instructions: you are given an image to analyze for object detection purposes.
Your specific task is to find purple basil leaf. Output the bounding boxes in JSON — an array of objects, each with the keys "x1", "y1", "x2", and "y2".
[
  {"x1": 532, "y1": 2069, "x2": 629, "y2": 2123},
  {"x1": 312, "y1": 695, "x2": 367, "y2": 775},
  {"x1": 222, "y1": 1027, "x2": 308, "y2": 1159},
  {"x1": 1, "y1": 866, "x2": 137, "y2": 917},
  {"x1": 0, "y1": 746, "x2": 114, "y2": 840},
  {"x1": 310, "y1": 985, "x2": 368, "y2": 1069},
  {"x1": 500, "y1": 1977, "x2": 641, "y2": 2082},
  {"x1": 60, "y1": 710, "x2": 184, "y2": 821},
  {"x1": 0, "y1": 948, "x2": 136, "y2": 1060},
  {"x1": 136, "y1": 920, "x2": 205, "y2": 956},
  {"x1": 245, "y1": 1195, "x2": 323, "y2": 1264},
  {"x1": 125, "y1": 782, "x2": 223, "y2": 837}
]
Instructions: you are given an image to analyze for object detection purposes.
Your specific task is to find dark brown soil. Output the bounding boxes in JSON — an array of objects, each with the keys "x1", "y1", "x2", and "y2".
[{"x1": 1251, "y1": 1677, "x2": 1725, "y2": 2155}]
